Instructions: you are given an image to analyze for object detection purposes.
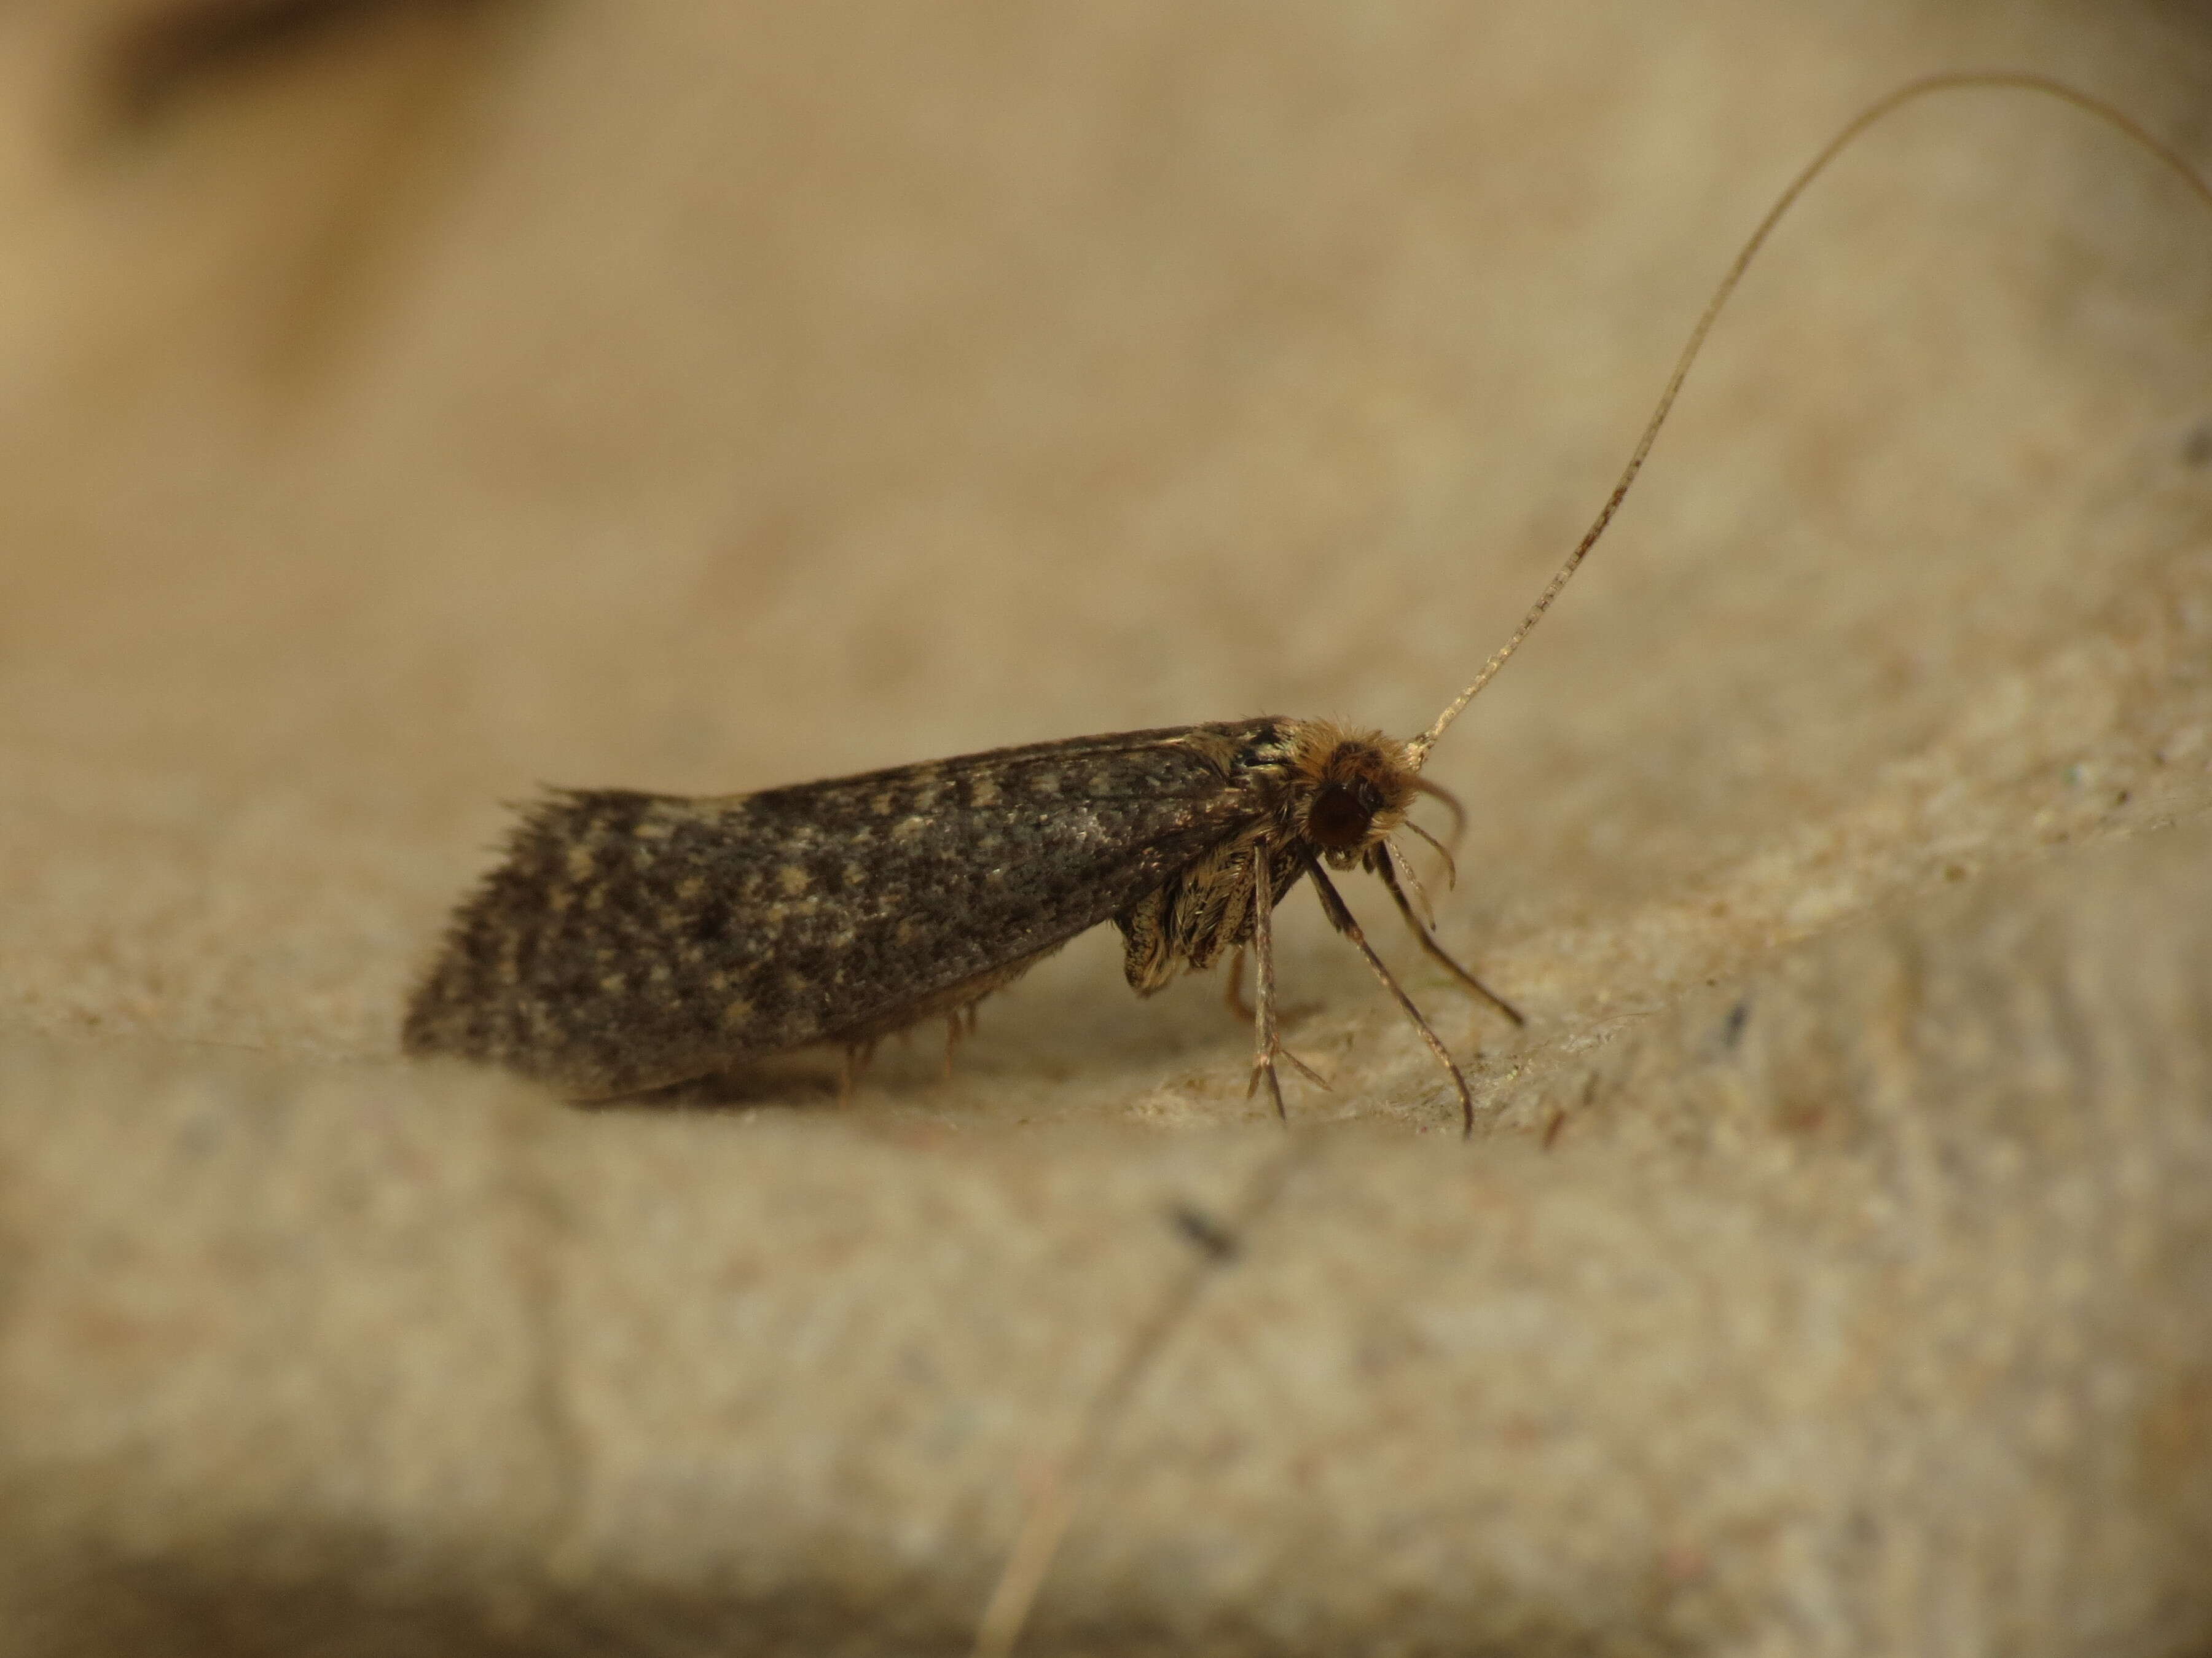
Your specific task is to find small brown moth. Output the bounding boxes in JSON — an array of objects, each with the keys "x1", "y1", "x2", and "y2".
[{"x1": 403, "y1": 75, "x2": 2210, "y2": 1136}]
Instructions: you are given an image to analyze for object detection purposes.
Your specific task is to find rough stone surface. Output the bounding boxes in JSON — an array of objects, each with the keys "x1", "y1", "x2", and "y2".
[{"x1": 2, "y1": 3, "x2": 2211, "y2": 1654}]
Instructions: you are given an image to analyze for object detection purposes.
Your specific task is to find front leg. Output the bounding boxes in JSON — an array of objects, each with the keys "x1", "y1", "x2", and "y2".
[
  {"x1": 1246, "y1": 854, "x2": 1288, "y2": 1122},
  {"x1": 1244, "y1": 854, "x2": 1328, "y2": 1121},
  {"x1": 1223, "y1": 945, "x2": 1254, "y2": 1023},
  {"x1": 1301, "y1": 848, "x2": 1478, "y2": 1137},
  {"x1": 1370, "y1": 845, "x2": 1525, "y2": 1026}
]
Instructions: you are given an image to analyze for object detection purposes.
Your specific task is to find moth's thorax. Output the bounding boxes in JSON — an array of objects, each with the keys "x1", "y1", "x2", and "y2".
[{"x1": 1273, "y1": 718, "x2": 1420, "y2": 867}]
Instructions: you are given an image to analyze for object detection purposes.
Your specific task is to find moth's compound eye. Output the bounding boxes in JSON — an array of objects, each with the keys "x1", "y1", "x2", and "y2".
[{"x1": 1308, "y1": 779, "x2": 1381, "y2": 851}]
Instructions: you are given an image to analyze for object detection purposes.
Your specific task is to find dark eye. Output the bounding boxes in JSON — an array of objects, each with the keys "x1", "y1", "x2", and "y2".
[{"x1": 1308, "y1": 780, "x2": 1380, "y2": 851}]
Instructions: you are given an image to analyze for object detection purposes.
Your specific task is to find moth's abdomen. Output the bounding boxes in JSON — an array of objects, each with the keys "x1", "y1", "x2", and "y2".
[{"x1": 402, "y1": 722, "x2": 1288, "y2": 1095}]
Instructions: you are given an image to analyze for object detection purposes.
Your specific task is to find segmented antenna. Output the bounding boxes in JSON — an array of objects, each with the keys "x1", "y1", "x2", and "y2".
[{"x1": 1407, "y1": 71, "x2": 2212, "y2": 767}]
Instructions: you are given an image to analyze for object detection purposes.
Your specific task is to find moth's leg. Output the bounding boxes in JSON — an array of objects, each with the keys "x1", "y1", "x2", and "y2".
[
  {"x1": 1379, "y1": 839, "x2": 1438, "y2": 927},
  {"x1": 1245, "y1": 858, "x2": 1287, "y2": 1123},
  {"x1": 1224, "y1": 945, "x2": 1254, "y2": 1023},
  {"x1": 1400, "y1": 819, "x2": 1458, "y2": 889},
  {"x1": 942, "y1": 1001, "x2": 983, "y2": 1074},
  {"x1": 838, "y1": 1041, "x2": 877, "y2": 1108},
  {"x1": 1244, "y1": 861, "x2": 1328, "y2": 1119},
  {"x1": 1371, "y1": 849, "x2": 1526, "y2": 1028},
  {"x1": 1410, "y1": 777, "x2": 1468, "y2": 867},
  {"x1": 1300, "y1": 848, "x2": 1478, "y2": 1137}
]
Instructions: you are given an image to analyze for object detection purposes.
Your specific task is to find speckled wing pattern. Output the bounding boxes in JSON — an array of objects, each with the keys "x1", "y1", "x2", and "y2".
[{"x1": 402, "y1": 720, "x2": 1295, "y2": 1095}]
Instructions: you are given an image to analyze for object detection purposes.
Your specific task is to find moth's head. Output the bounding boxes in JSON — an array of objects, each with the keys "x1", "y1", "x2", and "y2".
[{"x1": 1285, "y1": 722, "x2": 1420, "y2": 869}]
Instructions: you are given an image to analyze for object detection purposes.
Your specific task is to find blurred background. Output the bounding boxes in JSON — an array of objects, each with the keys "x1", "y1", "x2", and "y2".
[
  {"x1": 4, "y1": 10, "x2": 2212, "y2": 1649},
  {"x1": 0, "y1": 0, "x2": 2207, "y2": 1082}
]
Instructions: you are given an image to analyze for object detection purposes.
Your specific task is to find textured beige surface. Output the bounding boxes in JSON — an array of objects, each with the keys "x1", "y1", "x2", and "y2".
[{"x1": 3, "y1": 2, "x2": 2211, "y2": 1654}]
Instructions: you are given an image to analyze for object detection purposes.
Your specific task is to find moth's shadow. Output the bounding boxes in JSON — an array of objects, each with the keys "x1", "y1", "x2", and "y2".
[{"x1": 574, "y1": 1054, "x2": 845, "y2": 1113}]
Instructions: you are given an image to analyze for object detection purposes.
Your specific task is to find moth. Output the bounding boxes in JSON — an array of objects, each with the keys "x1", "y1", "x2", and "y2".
[{"x1": 402, "y1": 75, "x2": 2209, "y2": 1135}]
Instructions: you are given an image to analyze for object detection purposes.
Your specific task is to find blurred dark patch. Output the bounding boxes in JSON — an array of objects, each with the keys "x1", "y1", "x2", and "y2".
[
  {"x1": 2182, "y1": 418, "x2": 2212, "y2": 468},
  {"x1": 1719, "y1": 996, "x2": 1750, "y2": 1051},
  {"x1": 106, "y1": 0, "x2": 521, "y2": 128},
  {"x1": 85, "y1": 0, "x2": 543, "y2": 389},
  {"x1": 1167, "y1": 1201, "x2": 1240, "y2": 1261},
  {"x1": 6, "y1": 1519, "x2": 976, "y2": 1658}
]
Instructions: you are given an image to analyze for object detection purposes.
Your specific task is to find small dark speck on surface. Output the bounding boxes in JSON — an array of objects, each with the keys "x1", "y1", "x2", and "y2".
[
  {"x1": 1721, "y1": 998, "x2": 1752, "y2": 1051},
  {"x1": 1169, "y1": 1203, "x2": 1240, "y2": 1262},
  {"x1": 2182, "y1": 420, "x2": 2212, "y2": 469}
]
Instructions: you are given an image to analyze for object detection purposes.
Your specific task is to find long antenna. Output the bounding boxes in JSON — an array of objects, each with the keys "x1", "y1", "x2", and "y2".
[{"x1": 1406, "y1": 71, "x2": 2212, "y2": 767}]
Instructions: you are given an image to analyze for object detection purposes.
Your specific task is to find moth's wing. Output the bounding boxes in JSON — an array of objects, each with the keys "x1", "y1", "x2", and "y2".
[{"x1": 401, "y1": 721, "x2": 1285, "y2": 1094}]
